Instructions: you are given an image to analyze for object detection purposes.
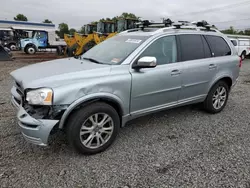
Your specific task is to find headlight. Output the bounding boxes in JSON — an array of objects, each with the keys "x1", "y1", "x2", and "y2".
[
  {"x1": 4, "y1": 42, "x2": 7, "y2": 45},
  {"x1": 26, "y1": 88, "x2": 53, "y2": 105}
]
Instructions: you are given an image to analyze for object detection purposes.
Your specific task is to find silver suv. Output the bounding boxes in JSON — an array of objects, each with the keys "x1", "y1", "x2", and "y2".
[{"x1": 10, "y1": 24, "x2": 240, "y2": 154}]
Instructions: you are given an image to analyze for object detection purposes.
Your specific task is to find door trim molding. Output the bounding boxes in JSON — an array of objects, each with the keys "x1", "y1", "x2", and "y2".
[{"x1": 130, "y1": 94, "x2": 206, "y2": 119}]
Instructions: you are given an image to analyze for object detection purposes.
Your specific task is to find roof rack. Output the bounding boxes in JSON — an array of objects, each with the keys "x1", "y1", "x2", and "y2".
[
  {"x1": 135, "y1": 19, "x2": 174, "y2": 30},
  {"x1": 121, "y1": 19, "x2": 219, "y2": 34}
]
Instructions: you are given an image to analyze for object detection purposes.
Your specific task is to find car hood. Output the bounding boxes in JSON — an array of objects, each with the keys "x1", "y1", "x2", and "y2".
[{"x1": 10, "y1": 58, "x2": 111, "y2": 89}]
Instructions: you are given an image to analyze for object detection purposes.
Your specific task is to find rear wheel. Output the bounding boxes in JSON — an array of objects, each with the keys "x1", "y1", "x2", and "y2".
[
  {"x1": 8, "y1": 43, "x2": 16, "y2": 51},
  {"x1": 241, "y1": 51, "x2": 246, "y2": 60},
  {"x1": 204, "y1": 81, "x2": 229, "y2": 113},
  {"x1": 57, "y1": 46, "x2": 64, "y2": 56},
  {"x1": 66, "y1": 102, "x2": 120, "y2": 155}
]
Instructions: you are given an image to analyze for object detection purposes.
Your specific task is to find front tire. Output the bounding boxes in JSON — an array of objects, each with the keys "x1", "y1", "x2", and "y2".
[
  {"x1": 66, "y1": 102, "x2": 120, "y2": 155},
  {"x1": 25, "y1": 46, "x2": 36, "y2": 55},
  {"x1": 204, "y1": 81, "x2": 229, "y2": 114}
]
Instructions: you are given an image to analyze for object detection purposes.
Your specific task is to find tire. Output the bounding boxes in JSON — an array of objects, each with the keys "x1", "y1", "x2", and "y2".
[
  {"x1": 67, "y1": 44, "x2": 77, "y2": 57},
  {"x1": 8, "y1": 43, "x2": 16, "y2": 51},
  {"x1": 57, "y1": 46, "x2": 64, "y2": 56},
  {"x1": 203, "y1": 81, "x2": 229, "y2": 114},
  {"x1": 241, "y1": 51, "x2": 246, "y2": 60},
  {"x1": 25, "y1": 46, "x2": 36, "y2": 55},
  {"x1": 66, "y1": 102, "x2": 120, "y2": 155}
]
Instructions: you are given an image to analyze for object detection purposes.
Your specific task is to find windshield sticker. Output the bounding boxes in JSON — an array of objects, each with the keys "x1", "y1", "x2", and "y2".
[
  {"x1": 111, "y1": 58, "x2": 121, "y2": 63},
  {"x1": 125, "y1": 39, "x2": 142, "y2": 44}
]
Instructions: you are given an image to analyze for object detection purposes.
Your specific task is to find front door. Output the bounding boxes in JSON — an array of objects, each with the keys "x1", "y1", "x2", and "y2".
[
  {"x1": 36, "y1": 31, "x2": 48, "y2": 47},
  {"x1": 130, "y1": 35, "x2": 182, "y2": 116}
]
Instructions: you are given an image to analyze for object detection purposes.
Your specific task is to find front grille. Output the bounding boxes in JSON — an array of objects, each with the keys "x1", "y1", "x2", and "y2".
[
  {"x1": 14, "y1": 97, "x2": 21, "y2": 105},
  {"x1": 16, "y1": 88, "x2": 23, "y2": 96}
]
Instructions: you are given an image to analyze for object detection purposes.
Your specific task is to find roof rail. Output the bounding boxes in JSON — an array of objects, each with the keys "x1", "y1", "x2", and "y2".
[
  {"x1": 121, "y1": 19, "x2": 220, "y2": 34},
  {"x1": 135, "y1": 19, "x2": 174, "y2": 30}
]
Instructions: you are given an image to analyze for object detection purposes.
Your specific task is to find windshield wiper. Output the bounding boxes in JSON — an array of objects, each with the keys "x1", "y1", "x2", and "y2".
[{"x1": 83, "y1": 57, "x2": 104, "y2": 64}]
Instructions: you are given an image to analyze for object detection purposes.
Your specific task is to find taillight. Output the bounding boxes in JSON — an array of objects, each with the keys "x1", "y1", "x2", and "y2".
[{"x1": 239, "y1": 57, "x2": 242, "y2": 68}]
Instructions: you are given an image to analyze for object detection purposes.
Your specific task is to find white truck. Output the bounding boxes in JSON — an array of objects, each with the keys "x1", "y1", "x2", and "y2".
[
  {"x1": 0, "y1": 20, "x2": 66, "y2": 55},
  {"x1": 228, "y1": 34, "x2": 250, "y2": 60}
]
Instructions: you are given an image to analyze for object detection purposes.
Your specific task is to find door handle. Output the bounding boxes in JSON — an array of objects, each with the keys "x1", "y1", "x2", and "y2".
[
  {"x1": 171, "y1": 69, "x2": 181, "y2": 76},
  {"x1": 209, "y1": 64, "x2": 217, "y2": 70}
]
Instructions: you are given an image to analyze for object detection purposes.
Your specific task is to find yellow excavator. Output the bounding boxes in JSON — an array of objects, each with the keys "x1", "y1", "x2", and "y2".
[{"x1": 64, "y1": 18, "x2": 138, "y2": 57}]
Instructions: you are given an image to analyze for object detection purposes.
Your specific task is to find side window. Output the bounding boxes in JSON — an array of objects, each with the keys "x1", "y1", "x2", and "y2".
[
  {"x1": 37, "y1": 32, "x2": 46, "y2": 38},
  {"x1": 231, "y1": 40, "x2": 237, "y2": 46},
  {"x1": 178, "y1": 34, "x2": 205, "y2": 61},
  {"x1": 139, "y1": 36, "x2": 177, "y2": 65},
  {"x1": 205, "y1": 35, "x2": 231, "y2": 57}
]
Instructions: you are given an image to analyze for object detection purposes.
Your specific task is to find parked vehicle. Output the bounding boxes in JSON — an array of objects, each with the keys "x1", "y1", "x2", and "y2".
[
  {"x1": 10, "y1": 21, "x2": 240, "y2": 155},
  {"x1": 228, "y1": 35, "x2": 250, "y2": 60},
  {"x1": 20, "y1": 29, "x2": 66, "y2": 55},
  {"x1": 0, "y1": 20, "x2": 56, "y2": 51}
]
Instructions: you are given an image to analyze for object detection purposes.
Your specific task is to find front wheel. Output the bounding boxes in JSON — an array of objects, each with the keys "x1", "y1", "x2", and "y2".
[
  {"x1": 203, "y1": 81, "x2": 229, "y2": 114},
  {"x1": 66, "y1": 102, "x2": 120, "y2": 155},
  {"x1": 25, "y1": 46, "x2": 36, "y2": 55}
]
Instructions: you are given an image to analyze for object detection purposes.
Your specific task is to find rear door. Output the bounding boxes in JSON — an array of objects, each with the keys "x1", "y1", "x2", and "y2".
[{"x1": 177, "y1": 34, "x2": 216, "y2": 102}]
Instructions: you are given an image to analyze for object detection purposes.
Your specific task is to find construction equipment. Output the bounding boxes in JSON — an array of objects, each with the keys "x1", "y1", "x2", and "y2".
[
  {"x1": 65, "y1": 18, "x2": 138, "y2": 57},
  {"x1": 117, "y1": 18, "x2": 138, "y2": 32},
  {"x1": 64, "y1": 34, "x2": 77, "y2": 56},
  {"x1": 0, "y1": 44, "x2": 12, "y2": 61}
]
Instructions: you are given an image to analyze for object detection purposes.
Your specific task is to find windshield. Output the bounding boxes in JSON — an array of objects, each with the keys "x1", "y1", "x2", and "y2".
[{"x1": 81, "y1": 35, "x2": 149, "y2": 65}]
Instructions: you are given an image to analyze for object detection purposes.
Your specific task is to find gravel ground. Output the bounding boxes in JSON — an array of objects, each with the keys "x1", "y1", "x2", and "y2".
[{"x1": 0, "y1": 59, "x2": 250, "y2": 188}]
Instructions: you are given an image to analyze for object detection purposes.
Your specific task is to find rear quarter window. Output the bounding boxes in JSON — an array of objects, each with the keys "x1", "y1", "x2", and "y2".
[{"x1": 205, "y1": 35, "x2": 231, "y2": 57}]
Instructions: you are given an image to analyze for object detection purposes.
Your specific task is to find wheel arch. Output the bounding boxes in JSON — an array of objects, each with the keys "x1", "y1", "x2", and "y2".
[
  {"x1": 24, "y1": 43, "x2": 38, "y2": 52},
  {"x1": 58, "y1": 93, "x2": 125, "y2": 129},
  {"x1": 209, "y1": 76, "x2": 233, "y2": 92}
]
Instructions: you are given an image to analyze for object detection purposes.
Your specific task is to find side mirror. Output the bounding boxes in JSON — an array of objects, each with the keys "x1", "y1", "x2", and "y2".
[{"x1": 132, "y1": 56, "x2": 157, "y2": 69}]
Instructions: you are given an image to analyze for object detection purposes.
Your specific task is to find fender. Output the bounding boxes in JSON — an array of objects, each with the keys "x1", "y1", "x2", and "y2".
[
  {"x1": 24, "y1": 43, "x2": 38, "y2": 51},
  {"x1": 58, "y1": 92, "x2": 125, "y2": 129},
  {"x1": 208, "y1": 73, "x2": 233, "y2": 92}
]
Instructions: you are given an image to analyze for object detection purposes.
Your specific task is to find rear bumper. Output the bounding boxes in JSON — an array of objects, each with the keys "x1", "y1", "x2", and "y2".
[{"x1": 11, "y1": 96, "x2": 59, "y2": 146}]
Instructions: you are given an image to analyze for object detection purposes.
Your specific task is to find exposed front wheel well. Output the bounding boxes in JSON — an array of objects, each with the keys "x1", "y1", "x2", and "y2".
[{"x1": 62, "y1": 98, "x2": 123, "y2": 129}]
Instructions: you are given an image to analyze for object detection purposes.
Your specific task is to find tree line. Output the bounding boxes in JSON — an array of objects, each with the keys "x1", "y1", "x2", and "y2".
[
  {"x1": 13, "y1": 13, "x2": 250, "y2": 38},
  {"x1": 221, "y1": 26, "x2": 250, "y2": 36}
]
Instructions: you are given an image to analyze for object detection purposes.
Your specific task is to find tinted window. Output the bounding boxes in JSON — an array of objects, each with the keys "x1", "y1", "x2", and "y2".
[
  {"x1": 205, "y1": 36, "x2": 231, "y2": 57},
  {"x1": 179, "y1": 34, "x2": 205, "y2": 61},
  {"x1": 139, "y1": 36, "x2": 177, "y2": 65}
]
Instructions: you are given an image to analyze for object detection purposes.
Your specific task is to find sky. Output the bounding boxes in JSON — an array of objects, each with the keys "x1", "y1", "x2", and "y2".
[{"x1": 1, "y1": 0, "x2": 250, "y2": 30}]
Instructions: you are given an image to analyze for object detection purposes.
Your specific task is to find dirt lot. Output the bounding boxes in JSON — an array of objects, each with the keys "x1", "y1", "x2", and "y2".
[{"x1": 0, "y1": 56, "x2": 250, "y2": 188}]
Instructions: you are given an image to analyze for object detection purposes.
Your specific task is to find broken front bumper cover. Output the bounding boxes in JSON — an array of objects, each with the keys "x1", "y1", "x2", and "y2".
[{"x1": 11, "y1": 96, "x2": 59, "y2": 146}]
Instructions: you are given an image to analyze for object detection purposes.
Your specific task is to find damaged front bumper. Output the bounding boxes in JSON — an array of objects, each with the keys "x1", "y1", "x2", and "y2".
[{"x1": 11, "y1": 94, "x2": 59, "y2": 146}]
